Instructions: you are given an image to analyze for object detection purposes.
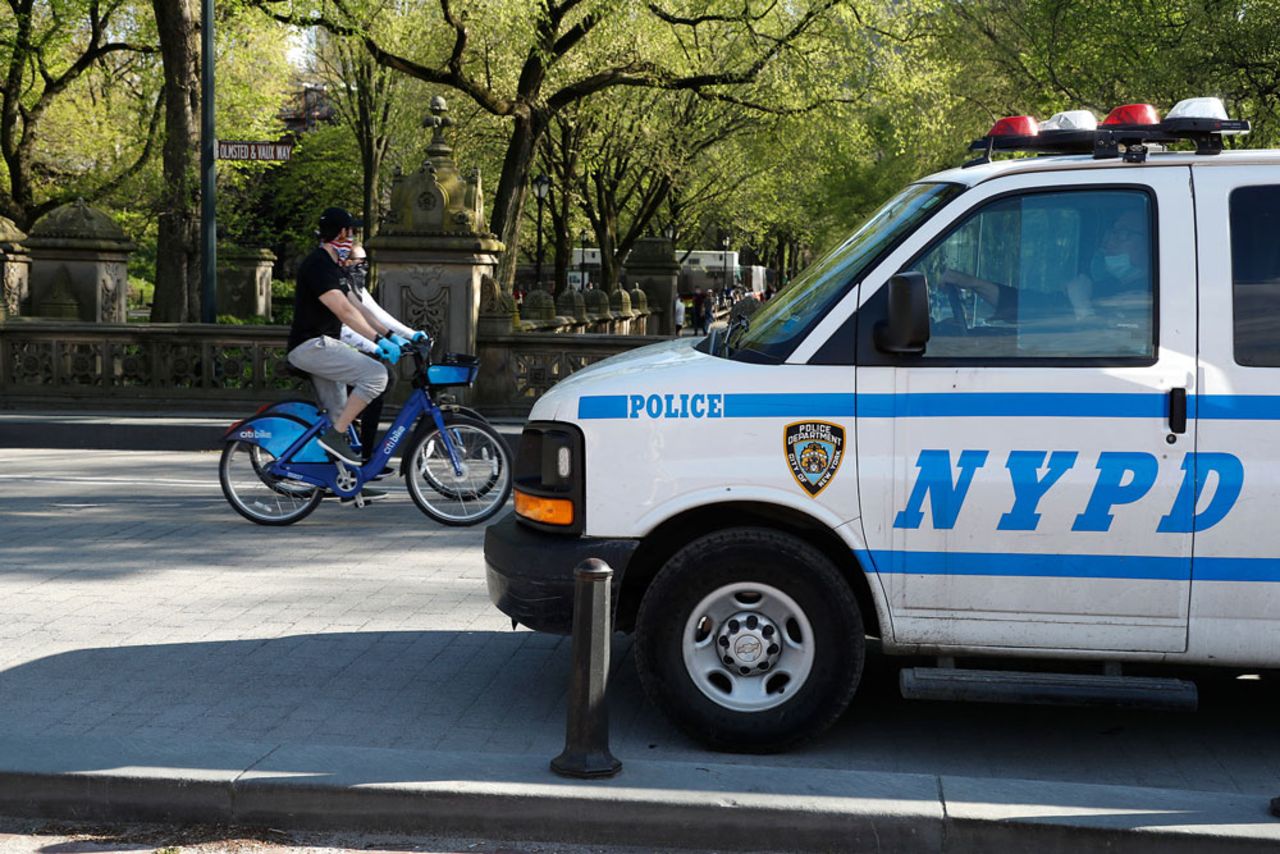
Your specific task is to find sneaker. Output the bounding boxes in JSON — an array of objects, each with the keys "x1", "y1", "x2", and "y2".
[
  {"x1": 367, "y1": 465, "x2": 395, "y2": 481},
  {"x1": 318, "y1": 428, "x2": 361, "y2": 465},
  {"x1": 340, "y1": 486, "x2": 388, "y2": 505}
]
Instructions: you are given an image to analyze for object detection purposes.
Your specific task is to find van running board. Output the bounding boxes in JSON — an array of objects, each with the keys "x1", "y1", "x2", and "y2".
[{"x1": 899, "y1": 667, "x2": 1198, "y2": 711}]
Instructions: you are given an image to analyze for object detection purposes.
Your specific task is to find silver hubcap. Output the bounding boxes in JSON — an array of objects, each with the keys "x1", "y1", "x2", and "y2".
[{"x1": 682, "y1": 582, "x2": 815, "y2": 713}]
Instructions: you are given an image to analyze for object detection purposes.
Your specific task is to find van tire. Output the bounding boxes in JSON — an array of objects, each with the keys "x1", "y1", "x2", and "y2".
[{"x1": 634, "y1": 527, "x2": 864, "y2": 753}]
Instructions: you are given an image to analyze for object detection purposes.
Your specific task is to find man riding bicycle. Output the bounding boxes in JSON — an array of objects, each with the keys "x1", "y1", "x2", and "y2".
[{"x1": 286, "y1": 207, "x2": 401, "y2": 475}]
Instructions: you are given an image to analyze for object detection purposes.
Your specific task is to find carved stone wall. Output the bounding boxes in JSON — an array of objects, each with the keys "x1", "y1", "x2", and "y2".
[
  {"x1": 23, "y1": 200, "x2": 134, "y2": 322},
  {"x1": 217, "y1": 247, "x2": 276, "y2": 318}
]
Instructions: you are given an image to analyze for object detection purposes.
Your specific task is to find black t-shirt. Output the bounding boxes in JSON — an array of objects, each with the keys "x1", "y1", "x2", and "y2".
[{"x1": 288, "y1": 246, "x2": 347, "y2": 351}]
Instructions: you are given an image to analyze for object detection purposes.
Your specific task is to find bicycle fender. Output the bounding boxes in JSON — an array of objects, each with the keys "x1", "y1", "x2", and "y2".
[
  {"x1": 262, "y1": 399, "x2": 322, "y2": 424},
  {"x1": 225, "y1": 413, "x2": 329, "y2": 463}
]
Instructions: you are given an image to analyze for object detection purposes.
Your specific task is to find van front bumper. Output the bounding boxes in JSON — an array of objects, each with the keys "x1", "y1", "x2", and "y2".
[{"x1": 484, "y1": 513, "x2": 640, "y2": 635}]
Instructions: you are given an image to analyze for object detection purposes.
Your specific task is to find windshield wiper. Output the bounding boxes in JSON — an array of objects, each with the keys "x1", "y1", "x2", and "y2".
[{"x1": 724, "y1": 313, "x2": 750, "y2": 356}]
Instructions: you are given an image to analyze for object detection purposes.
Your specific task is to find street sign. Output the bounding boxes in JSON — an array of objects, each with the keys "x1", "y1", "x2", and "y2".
[{"x1": 217, "y1": 141, "x2": 293, "y2": 161}]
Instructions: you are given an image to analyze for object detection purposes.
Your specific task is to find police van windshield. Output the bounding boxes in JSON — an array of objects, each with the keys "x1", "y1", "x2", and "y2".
[{"x1": 720, "y1": 181, "x2": 963, "y2": 363}]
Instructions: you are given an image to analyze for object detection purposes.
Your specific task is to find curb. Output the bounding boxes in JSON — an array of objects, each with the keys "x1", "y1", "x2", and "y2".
[{"x1": 0, "y1": 735, "x2": 1275, "y2": 852}]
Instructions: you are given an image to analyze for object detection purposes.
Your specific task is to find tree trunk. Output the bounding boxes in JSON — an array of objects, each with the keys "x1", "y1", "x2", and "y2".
[
  {"x1": 490, "y1": 110, "x2": 541, "y2": 292},
  {"x1": 150, "y1": 0, "x2": 201, "y2": 322}
]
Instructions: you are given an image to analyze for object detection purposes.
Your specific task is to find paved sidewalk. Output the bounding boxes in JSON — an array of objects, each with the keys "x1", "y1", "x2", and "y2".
[{"x1": 0, "y1": 447, "x2": 1278, "y2": 850}]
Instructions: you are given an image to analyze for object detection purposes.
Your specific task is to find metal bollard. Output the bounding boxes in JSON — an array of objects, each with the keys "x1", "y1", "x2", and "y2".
[{"x1": 550, "y1": 558, "x2": 622, "y2": 778}]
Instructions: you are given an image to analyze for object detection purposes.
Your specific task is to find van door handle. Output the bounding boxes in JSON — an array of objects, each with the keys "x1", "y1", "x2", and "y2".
[{"x1": 1168, "y1": 388, "x2": 1187, "y2": 435}]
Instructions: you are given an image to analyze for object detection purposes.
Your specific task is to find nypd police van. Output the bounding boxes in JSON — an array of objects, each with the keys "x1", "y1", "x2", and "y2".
[{"x1": 485, "y1": 97, "x2": 1280, "y2": 751}]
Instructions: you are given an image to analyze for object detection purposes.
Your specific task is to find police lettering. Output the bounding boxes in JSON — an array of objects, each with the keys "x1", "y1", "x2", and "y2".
[
  {"x1": 893, "y1": 449, "x2": 1243, "y2": 533},
  {"x1": 628, "y1": 393, "x2": 724, "y2": 419}
]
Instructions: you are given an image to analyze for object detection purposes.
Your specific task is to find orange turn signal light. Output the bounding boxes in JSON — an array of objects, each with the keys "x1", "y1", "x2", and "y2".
[{"x1": 514, "y1": 490, "x2": 575, "y2": 526}]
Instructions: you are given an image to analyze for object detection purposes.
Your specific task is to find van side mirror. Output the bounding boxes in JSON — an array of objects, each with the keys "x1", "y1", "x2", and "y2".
[{"x1": 874, "y1": 272, "x2": 930, "y2": 355}]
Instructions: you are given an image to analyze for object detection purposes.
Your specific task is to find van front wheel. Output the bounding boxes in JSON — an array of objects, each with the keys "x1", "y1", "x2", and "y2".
[{"x1": 634, "y1": 527, "x2": 864, "y2": 752}]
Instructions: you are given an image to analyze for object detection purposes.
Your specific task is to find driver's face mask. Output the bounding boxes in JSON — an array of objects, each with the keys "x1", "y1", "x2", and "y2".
[{"x1": 346, "y1": 261, "x2": 368, "y2": 290}]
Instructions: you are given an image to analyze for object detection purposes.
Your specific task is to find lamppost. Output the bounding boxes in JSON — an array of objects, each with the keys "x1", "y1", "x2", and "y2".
[
  {"x1": 532, "y1": 174, "x2": 550, "y2": 293},
  {"x1": 721, "y1": 235, "x2": 731, "y2": 303},
  {"x1": 579, "y1": 229, "x2": 590, "y2": 290}
]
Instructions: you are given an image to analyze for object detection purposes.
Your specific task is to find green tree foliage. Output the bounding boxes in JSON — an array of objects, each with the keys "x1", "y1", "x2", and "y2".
[
  {"x1": 257, "y1": 0, "x2": 857, "y2": 291},
  {"x1": 0, "y1": 0, "x2": 159, "y2": 228},
  {"x1": 220, "y1": 122, "x2": 361, "y2": 271},
  {"x1": 943, "y1": 0, "x2": 1280, "y2": 145}
]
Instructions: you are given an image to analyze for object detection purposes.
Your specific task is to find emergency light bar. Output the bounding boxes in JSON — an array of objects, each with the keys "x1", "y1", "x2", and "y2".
[{"x1": 966, "y1": 97, "x2": 1249, "y2": 167}]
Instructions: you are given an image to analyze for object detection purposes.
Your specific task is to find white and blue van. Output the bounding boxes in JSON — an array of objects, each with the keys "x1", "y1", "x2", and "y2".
[{"x1": 485, "y1": 99, "x2": 1280, "y2": 751}]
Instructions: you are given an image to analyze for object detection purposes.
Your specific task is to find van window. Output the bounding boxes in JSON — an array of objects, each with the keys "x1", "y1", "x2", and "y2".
[
  {"x1": 722, "y1": 181, "x2": 962, "y2": 363},
  {"x1": 909, "y1": 189, "x2": 1155, "y2": 360},
  {"x1": 1230, "y1": 185, "x2": 1280, "y2": 367}
]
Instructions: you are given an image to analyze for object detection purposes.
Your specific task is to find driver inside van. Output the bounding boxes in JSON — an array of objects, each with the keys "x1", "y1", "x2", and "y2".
[{"x1": 941, "y1": 209, "x2": 1151, "y2": 325}]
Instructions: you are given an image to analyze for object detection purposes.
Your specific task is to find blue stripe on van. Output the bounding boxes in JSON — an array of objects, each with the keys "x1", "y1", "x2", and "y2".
[
  {"x1": 1195, "y1": 395, "x2": 1280, "y2": 420},
  {"x1": 723, "y1": 393, "x2": 856, "y2": 418},
  {"x1": 575, "y1": 392, "x2": 1280, "y2": 421},
  {"x1": 857, "y1": 549, "x2": 1188, "y2": 580},
  {"x1": 856, "y1": 549, "x2": 1280, "y2": 583},
  {"x1": 856, "y1": 392, "x2": 1166, "y2": 418},
  {"x1": 577, "y1": 395, "x2": 629, "y2": 419}
]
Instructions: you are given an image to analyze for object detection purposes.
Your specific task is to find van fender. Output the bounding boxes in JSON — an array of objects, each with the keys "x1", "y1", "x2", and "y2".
[
  {"x1": 622, "y1": 488, "x2": 892, "y2": 639},
  {"x1": 630, "y1": 484, "x2": 854, "y2": 538},
  {"x1": 223, "y1": 413, "x2": 329, "y2": 463},
  {"x1": 833, "y1": 518, "x2": 895, "y2": 644}
]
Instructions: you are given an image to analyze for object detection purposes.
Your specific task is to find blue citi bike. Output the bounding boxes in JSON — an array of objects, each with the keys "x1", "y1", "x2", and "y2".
[{"x1": 218, "y1": 340, "x2": 511, "y2": 526}]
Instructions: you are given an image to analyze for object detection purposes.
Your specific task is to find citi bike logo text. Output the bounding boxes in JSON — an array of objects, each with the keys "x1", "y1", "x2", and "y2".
[
  {"x1": 894, "y1": 450, "x2": 1243, "y2": 533},
  {"x1": 381, "y1": 425, "x2": 407, "y2": 455}
]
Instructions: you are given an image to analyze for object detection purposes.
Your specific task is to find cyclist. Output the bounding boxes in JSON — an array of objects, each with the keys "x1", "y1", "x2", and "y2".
[
  {"x1": 286, "y1": 207, "x2": 401, "y2": 475},
  {"x1": 339, "y1": 243, "x2": 430, "y2": 465}
]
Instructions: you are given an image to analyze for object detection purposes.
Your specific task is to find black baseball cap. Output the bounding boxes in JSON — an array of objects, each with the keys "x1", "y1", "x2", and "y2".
[{"x1": 318, "y1": 207, "x2": 363, "y2": 231}]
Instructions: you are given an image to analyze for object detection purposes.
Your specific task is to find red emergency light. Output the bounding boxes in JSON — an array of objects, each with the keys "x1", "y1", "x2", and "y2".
[
  {"x1": 1101, "y1": 103, "x2": 1161, "y2": 127},
  {"x1": 987, "y1": 115, "x2": 1039, "y2": 137}
]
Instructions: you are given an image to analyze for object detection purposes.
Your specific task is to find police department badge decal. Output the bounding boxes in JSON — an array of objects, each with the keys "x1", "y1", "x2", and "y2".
[{"x1": 784, "y1": 421, "x2": 845, "y2": 497}]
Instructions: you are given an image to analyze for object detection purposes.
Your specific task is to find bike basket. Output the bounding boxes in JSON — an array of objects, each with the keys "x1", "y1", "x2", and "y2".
[{"x1": 427, "y1": 353, "x2": 480, "y2": 386}]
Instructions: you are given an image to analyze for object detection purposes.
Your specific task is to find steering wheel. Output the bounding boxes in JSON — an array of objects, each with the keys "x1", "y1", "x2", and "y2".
[
  {"x1": 942, "y1": 282, "x2": 970, "y2": 335},
  {"x1": 942, "y1": 280, "x2": 967, "y2": 332}
]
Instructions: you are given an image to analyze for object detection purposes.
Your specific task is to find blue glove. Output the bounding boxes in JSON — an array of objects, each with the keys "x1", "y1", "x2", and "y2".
[
  {"x1": 411, "y1": 330, "x2": 430, "y2": 344},
  {"x1": 375, "y1": 336, "x2": 402, "y2": 365},
  {"x1": 389, "y1": 332, "x2": 411, "y2": 349}
]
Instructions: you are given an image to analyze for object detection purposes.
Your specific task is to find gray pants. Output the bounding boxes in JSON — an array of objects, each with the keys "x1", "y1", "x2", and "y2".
[{"x1": 287, "y1": 336, "x2": 388, "y2": 418}]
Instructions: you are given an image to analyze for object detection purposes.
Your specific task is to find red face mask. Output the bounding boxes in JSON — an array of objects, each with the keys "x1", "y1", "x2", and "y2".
[{"x1": 327, "y1": 235, "x2": 354, "y2": 261}]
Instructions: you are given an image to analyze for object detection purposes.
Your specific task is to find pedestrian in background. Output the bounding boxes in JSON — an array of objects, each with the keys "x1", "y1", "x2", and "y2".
[
  {"x1": 674, "y1": 296, "x2": 685, "y2": 336},
  {"x1": 692, "y1": 289, "x2": 706, "y2": 335}
]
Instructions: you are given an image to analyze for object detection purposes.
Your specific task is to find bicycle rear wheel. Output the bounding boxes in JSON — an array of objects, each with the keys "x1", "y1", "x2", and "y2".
[
  {"x1": 405, "y1": 414, "x2": 512, "y2": 526},
  {"x1": 220, "y1": 440, "x2": 323, "y2": 525}
]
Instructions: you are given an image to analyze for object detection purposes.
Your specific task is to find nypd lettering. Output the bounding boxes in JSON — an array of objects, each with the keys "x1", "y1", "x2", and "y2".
[
  {"x1": 785, "y1": 421, "x2": 845, "y2": 497},
  {"x1": 627, "y1": 393, "x2": 724, "y2": 419},
  {"x1": 894, "y1": 449, "x2": 1244, "y2": 533}
]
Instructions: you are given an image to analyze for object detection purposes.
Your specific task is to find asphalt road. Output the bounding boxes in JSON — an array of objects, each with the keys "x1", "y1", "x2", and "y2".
[{"x1": 1, "y1": 448, "x2": 1278, "y2": 798}]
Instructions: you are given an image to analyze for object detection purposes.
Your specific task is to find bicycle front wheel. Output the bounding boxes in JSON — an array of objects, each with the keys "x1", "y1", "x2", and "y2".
[
  {"x1": 405, "y1": 414, "x2": 512, "y2": 526},
  {"x1": 220, "y1": 440, "x2": 323, "y2": 525}
]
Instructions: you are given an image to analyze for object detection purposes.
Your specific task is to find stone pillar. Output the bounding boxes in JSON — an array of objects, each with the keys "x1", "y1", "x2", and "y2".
[
  {"x1": 627, "y1": 236, "x2": 680, "y2": 336},
  {"x1": 583, "y1": 287, "x2": 611, "y2": 333},
  {"x1": 366, "y1": 96, "x2": 505, "y2": 360},
  {"x1": 608, "y1": 286, "x2": 633, "y2": 335},
  {"x1": 24, "y1": 199, "x2": 134, "y2": 322},
  {"x1": 629, "y1": 286, "x2": 649, "y2": 335},
  {"x1": 556, "y1": 286, "x2": 588, "y2": 331},
  {"x1": 0, "y1": 216, "x2": 30, "y2": 320},
  {"x1": 216, "y1": 246, "x2": 275, "y2": 319}
]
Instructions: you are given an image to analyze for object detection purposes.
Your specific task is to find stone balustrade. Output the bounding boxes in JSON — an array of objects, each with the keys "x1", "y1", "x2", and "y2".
[{"x1": 0, "y1": 321, "x2": 667, "y2": 416}]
